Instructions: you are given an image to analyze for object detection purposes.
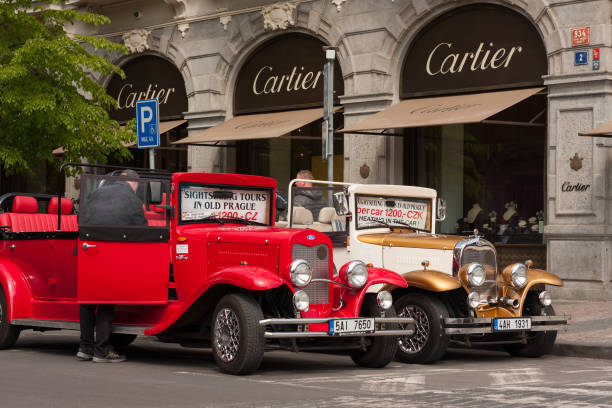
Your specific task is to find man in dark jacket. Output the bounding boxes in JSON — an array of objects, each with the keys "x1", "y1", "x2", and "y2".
[
  {"x1": 79, "y1": 172, "x2": 146, "y2": 226},
  {"x1": 77, "y1": 169, "x2": 146, "y2": 363},
  {"x1": 293, "y1": 169, "x2": 326, "y2": 220}
]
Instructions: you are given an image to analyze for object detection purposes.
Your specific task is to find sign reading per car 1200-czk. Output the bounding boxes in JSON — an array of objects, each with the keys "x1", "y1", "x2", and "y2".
[
  {"x1": 355, "y1": 195, "x2": 431, "y2": 230},
  {"x1": 181, "y1": 185, "x2": 270, "y2": 224},
  {"x1": 136, "y1": 99, "x2": 160, "y2": 148}
]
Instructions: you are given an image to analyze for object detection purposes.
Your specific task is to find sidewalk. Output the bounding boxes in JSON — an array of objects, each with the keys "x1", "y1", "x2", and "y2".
[{"x1": 552, "y1": 300, "x2": 612, "y2": 360}]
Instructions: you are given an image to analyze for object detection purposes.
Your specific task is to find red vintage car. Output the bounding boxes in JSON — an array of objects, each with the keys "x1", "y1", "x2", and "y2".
[{"x1": 0, "y1": 165, "x2": 414, "y2": 374}]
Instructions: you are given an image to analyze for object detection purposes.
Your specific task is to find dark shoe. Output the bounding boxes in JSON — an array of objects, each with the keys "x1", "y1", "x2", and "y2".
[
  {"x1": 76, "y1": 346, "x2": 94, "y2": 361},
  {"x1": 92, "y1": 350, "x2": 127, "y2": 363}
]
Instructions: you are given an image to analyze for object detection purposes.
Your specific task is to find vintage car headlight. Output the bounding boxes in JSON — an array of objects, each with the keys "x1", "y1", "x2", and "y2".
[
  {"x1": 293, "y1": 290, "x2": 310, "y2": 312},
  {"x1": 539, "y1": 291, "x2": 552, "y2": 306},
  {"x1": 346, "y1": 260, "x2": 368, "y2": 289},
  {"x1": 510, "y1": 263, "x2": 528, "y2": 288},
  {"x1": 290, "y1": 259, "x2": 312, "y2": 287},
  {"x1": 467, "y1": 263, "x2": 486, "y2": 287},
  {"x1": 468, "y1": 292, "x2": 481, "y2": 309},
  {"x1": 376, "y1": 291, "x2": 393, "y2": 310}
]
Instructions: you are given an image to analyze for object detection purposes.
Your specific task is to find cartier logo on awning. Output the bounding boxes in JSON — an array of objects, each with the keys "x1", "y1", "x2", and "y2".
[
  {"x1": 235, "y1": 33, "x2": 343, "y2": 115},
  {"x1": 401, "y1": 4, "x2": 547, "y2": 98},
  {"x1": 234, "y1": 119, "x2": 292, "y2": 129},
  {"x1": 410, "y1": 103, "x2": 481, "y2": 114}
]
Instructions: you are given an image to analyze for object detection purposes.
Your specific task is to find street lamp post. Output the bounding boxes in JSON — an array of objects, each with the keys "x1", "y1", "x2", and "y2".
[{"x1": 322, "y1": 46, "x2": 337, "y2": 182}]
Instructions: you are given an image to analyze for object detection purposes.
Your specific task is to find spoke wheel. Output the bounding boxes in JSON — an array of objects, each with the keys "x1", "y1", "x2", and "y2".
[
  {"x1": 505, "y1": 292, "x2": 557, "y2": 358},
  {"x1": 398, "y1": 305, "x2": 430, "y2": 354},
  {"x1": 211, "y1": 294, "x2": 264, "y2": 375},
  {"x1": 0, "y1": 287, "x2": 20, "y2": 349},
  {"x1": 214, "y1": 308, "x2": 241, "y2": 363},
  {"x1": 394, "y1": 293, "x2": 448, "y2": 364}
]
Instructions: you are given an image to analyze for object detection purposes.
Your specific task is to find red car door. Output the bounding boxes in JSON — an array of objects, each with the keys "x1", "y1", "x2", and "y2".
[{"x1": 76, "y1": 174, "x2": 170, "y2": 305}]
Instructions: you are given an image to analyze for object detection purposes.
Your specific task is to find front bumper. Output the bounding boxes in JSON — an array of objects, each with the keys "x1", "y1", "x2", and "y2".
[
  {"x1": 259, "y1": 317, "x2": 415, "y2": 339},
  {"x1": 443, "y1": 314, "x2": 570, "y2": 335}
]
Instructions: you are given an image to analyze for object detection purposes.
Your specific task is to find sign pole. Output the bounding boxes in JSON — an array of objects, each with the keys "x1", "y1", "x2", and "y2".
[
  {"x1": 136, "y1": 99, "x2": 160, "y2": 170},
  {"x1": 149, "y1": 149, "x2": 155, "y2": 170},
  {"x1": 323, "y1": 47, "x2": 336, "y2": 182}
]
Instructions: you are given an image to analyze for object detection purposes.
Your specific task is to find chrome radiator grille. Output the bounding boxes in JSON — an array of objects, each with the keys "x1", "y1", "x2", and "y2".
[
  {"x1": 292, "y1": 244, "x2": 330, "y2": 305},
  {"x1": 461, "y1": 242, "x2": 497, "y2": 301}
]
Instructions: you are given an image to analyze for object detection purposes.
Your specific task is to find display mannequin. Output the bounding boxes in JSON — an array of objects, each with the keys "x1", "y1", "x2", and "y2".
[
  {"x1": 466, "y1": 203, "x2": 483, "y2": 224},
  {"x1": 503, "y1": 202, "x2": 518, "y2": 222}
]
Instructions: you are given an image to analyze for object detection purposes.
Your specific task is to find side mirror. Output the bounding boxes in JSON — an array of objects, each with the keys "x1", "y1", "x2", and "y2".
[
  {"x1": 149, "y1": 181, "x2": 163, "y2": 205},
  {"x1": 332, "y1": 192, "x2": 349, "y2": 216},
  {"x1": 276, "y1": 193, "x2": 287, "y2": 213},
  {"x1": 436, "y1": 197, "x2": 447, "y2": 221}
]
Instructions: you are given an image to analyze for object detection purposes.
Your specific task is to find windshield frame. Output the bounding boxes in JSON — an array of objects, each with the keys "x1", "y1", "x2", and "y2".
[
  {"x1": 178, "y1": 182, "x2": 274, "y2": 226},
  {"x1": 354, "y1": 193, "x2": 432, "y2": 232}
]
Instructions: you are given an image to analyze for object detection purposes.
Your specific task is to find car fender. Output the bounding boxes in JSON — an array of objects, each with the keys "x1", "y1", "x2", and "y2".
[
  {"x1": 517, "y1": 268, "x2": 563, "y2": 309},
  {"x1": 207, "y1": 266, "x2": 285, "y2": 291},
  {"x1": 336, "y1": 266, "x2": 407, "y2": 316},
  {"x1": 380, "y1": 269, "x2": 461, "y2": 293},
  {"x1": 0, "y1": 258, "x2": 33, "y2": 321},
  {"x1": 145, "y1": 266, "x2": 289, "y2": 336}
]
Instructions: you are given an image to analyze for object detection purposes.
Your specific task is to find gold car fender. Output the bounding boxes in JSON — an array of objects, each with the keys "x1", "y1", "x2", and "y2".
[
  {"x1": 517, "y1": 268, "x2": 563, "y2": 313},
  {"x1": 382, "y1": 269, "x2": 462, "y2": 292}
]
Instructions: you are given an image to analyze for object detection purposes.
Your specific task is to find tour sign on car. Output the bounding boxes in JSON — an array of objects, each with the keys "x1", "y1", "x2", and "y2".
[{"x1": 0, "y1": 164, "x2": 415, "y2": 375}]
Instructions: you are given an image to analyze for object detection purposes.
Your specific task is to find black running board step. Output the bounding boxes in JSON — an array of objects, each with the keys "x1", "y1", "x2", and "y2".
[{"x1": 10, "y1": 319, "x2": 151, "y2": 335}]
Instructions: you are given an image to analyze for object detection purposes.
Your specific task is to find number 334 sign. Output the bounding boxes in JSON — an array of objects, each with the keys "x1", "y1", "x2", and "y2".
[{"x1": 571, "y1": 27, "x2": 590, "y2": 46}]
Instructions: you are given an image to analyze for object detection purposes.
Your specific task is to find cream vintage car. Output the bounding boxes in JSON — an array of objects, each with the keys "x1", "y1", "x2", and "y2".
[{"x1": 282, "y1": 179, "x2": 569, "y2": 364}]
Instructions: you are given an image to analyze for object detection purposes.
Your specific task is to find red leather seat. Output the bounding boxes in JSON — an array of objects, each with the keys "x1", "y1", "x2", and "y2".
[
  {"x1": 48, "y1": 197, "x2": 73, "y2": 215},
  {"x1": 0, "y1": 196, "x2": 78, "y2": 232},
  {"x1": 47, "y1": 197, "x2": 78, "y2": 231}
]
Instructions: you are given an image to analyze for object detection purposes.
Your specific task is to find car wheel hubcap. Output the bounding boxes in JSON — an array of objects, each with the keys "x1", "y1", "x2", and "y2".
[
  {"x1": 214, "y1": 307, "x2": 240, "y2": 363},
  {"x1": 398, "y1": 305, "x2": 430, "y2": 354}
]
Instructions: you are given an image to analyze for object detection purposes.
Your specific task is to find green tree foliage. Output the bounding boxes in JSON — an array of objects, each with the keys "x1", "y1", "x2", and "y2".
[{"x1": 0, "y1": 0, "x2": 135, "y2": 175}]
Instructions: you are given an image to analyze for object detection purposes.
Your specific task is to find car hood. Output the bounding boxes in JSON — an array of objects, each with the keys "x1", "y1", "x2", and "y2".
[{"x1": 357, "y1": 232, "x2": 463, "y2": 250}]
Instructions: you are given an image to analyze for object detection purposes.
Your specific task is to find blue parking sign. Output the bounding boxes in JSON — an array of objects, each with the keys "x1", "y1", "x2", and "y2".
[
  {"x1": 136, "y1": 99, "x2": 160, "y2": 148},
  {"x1": 574, "y1": 51, "x2": 588, "y2": 66}
]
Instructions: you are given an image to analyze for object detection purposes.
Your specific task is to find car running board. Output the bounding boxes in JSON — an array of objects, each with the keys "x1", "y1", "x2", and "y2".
[{"x1": 10, "y1": 319, "x2": 151, "y2": 335}]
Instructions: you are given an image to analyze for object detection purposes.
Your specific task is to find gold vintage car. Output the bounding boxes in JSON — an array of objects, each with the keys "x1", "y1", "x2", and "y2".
[{"x1": 283, "y1": 180, "x2": 569, "y2": 363}]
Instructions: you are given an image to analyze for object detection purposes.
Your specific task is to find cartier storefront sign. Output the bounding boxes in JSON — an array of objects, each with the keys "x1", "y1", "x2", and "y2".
[
  {"x1": 401, "y1": 4, "x2": 547, "y2": 98},
  {"x1": 106, "y1": 55, "x2": 188, "y2": 122},
  {"x1": 234, "y1": 34, "x2": 343, "y2": 114}
]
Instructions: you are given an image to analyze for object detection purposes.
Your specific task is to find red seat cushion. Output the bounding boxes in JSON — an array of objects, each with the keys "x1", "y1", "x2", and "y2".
[
  {"x1": 48, "y1": 197, "x2": 73, "y2": 215},
  {"x1": 0, "y1": 195, "x2": 78, "y2": 232},
  {"x1": 12, "y1": 196, "x2": 38, "y2": 213}
]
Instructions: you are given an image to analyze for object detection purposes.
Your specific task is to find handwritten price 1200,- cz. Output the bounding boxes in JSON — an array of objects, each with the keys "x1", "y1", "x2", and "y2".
[{"x1": 357, "y1": 206, "x2": 424, "y2": 220}]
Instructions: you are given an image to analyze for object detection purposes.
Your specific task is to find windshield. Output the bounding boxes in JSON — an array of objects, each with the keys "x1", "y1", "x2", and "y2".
[
  {"x1": 179, "y1": 183, "x2": 272, "y2": 225},
  {"x1": 355, "y1": 194, "x2": 432, "y2": 232}
]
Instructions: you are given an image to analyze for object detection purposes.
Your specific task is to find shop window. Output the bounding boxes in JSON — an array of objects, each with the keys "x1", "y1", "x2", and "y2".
[{"x1": 404, "y1": 94, "x2": 546, "y2": 244}]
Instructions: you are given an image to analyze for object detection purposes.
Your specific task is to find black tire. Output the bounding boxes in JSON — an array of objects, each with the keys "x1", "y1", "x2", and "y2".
[
  {"x1": 211, "y1": 294, "x2": 265, "y2": 375},
  {"x1": 505, "y1": 293, "x2": 557, "y2": 358},
  {"x1": 394, "y1": 293, "x2": 449, "y2": 364},
  {"x1": 110, "y1": 333, "x2": 137, "y2": 349},
  {"x1": 0, "y1": 287, "x2": 20, "y2": 349},
  {"x1": 350, "y1": 295, "x2": 398, "y2": 368}
]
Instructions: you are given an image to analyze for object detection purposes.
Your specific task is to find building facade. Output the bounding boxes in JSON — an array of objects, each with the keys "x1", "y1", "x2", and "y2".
[{"x1": 69, "y1": 0, "x2": 611, "y2": 300}]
